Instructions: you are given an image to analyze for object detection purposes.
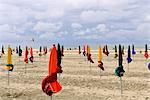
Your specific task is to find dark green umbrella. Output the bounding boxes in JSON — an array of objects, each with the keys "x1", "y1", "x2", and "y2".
[
  {"x1": 19, "y1": 45, "x2": 22, "y2": 57},
  {"x1": 115, "y1": 45, "x2": 125, "y2": 95},
  {"x1": 39, "y1": 46, "x2": 42, "y2": 56},
  {"x1": 61, "y1": 45, "x2": 64, "y2": 56},
  {"x1": 114, "y1": 45, "x2": 118, "y2": 58},
  {"x1": 57, "y1": 43, "x2": 63, "y2": 73},
  {"x1": 2, "y1": 45, "x2": 5, "y2": 54},
  {"x1": 79, "y1": 45, "x2": 81, "y2": 54},
  {"x1": 115, "y1": 45, "x2": 125, "y2": 77}
]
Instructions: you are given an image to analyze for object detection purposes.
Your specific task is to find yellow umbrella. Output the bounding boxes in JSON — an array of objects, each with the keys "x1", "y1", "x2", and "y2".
[
  {"x1": 4, "y1": 46, "x2": 13, "y2": 71},
  {"x1": 98, "y1": 46, "x2": 104, "y2": 71},
  {"x1": 98, "y1": 46, "x2": 102, "y2": 62},
  {"x1": 88, "y1": 46, "x2": 90, "y2": 55},
  {"x1": 87, "y1": 45, "x2": 90, "y2": 55}
]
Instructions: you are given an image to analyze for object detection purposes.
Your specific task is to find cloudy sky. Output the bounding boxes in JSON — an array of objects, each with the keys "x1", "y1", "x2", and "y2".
[{"x1": 0, "y1": 0, "x2": 150, "y2": 47}]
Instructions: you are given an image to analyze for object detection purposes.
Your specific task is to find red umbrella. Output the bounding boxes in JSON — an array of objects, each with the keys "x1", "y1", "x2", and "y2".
[
  {"x1": 24, "y1": 46, "x2": 28, "y2": 64},
  {"x1": 144, "y1": 44, "x2": 149, "y2": 59},
  {"x1": 42, "y1": 45, "x2": 62, "y2": 96},
  {"x1": 29, "y1": 47, "x2": 34, "y2": 63}
]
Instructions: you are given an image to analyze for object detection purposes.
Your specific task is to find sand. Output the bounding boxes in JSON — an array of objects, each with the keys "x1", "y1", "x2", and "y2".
[{"x1": 0, "y1": 50, "x2": 150, "y2": 100}]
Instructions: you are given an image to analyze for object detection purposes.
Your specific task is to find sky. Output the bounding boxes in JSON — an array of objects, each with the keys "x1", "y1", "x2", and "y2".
[{"x1": 0, "y1": 0, "x2": 150, "y2": 48}]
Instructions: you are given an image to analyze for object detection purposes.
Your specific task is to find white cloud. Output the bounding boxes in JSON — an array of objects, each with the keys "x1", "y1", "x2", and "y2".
[
  {"x1": 65, "y1": 0, "x2": 97, "y2": 9},
  {"x1": 95, "y1": 24, "x2": 109, "y2": 32},
  {"x1": 73, "y1": 30, "x2": 85, "y2": 36},
  {"x1": 0, "y1": 0, "x2": 150, "y2": 45},
  {"x1": 33, "y1": 22, "x2": 62, "y2": 33},
  {"x1": 71, "y1": 23, "x2": 82, "y2": 29},
  {"x1": 145, "y1": 15, "x2": 150, "y2": 22},
  {"x1": 39, "y1": 33, "x2": 55, "y2": 39},
  {"x1": 34, "y1": 9, "x2": 64, "y2": 20},
  {"x1": 78, "y1": 34, "x2": 103, "y2": 39},
  {"x1": 0, "y1": 3, "x2": 28, "y2": 25},
  {"x1": 137, "y1": 23, "x2": 150, "y2": 34},
  {"x1": 0, "y1": 24, "x2": 20, "y2": 41},
  {"x1": 80, "y1": 10, "x2": 109, "y2": 23}
]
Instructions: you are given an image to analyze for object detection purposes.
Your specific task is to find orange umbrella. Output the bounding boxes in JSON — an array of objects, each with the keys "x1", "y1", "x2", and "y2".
[
  {"x1": 42, "y1": 45, "x2": 62, "y2": 96},
  {"x1": 48, "y1": 45, "x2": 58, "y2": 75}
]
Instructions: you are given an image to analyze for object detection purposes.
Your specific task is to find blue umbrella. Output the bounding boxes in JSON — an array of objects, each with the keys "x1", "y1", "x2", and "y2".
[
  {"x1": 127, "y1": 45, "x2": 132, "y2": 63},
  {"x1": 132, "y1": 45, "x2": 136, "y2": 55}
]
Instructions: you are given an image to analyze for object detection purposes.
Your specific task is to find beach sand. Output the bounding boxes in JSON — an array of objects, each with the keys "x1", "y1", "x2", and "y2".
[{"x1": 0, "y1": 50, "x2": 150, "y2": 100}]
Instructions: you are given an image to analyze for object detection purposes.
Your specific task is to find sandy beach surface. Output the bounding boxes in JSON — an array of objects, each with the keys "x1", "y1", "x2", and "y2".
[{"x1": 0, "y1": 49, "x2": 150, "y2": 100}]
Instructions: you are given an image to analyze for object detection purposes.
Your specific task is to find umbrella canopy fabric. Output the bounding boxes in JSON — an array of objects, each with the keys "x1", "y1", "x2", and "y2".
[{"x1": 42, "y1": 45, "x2": 62, "y2": 96}]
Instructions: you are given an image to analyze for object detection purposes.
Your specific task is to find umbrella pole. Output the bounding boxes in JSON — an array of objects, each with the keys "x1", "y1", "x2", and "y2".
[
  {"x1": 8, "y1": 70, "x2": 10, "y2": 86},
  {"x1": 50, "y1": 95, "x2": 52, "y2": 100},
  {"x1": 90, "y1": 62, "x2": 91, "y2": 71},
  {"x1": 99, "y1": 68, "x2": 101, "y2": 79},
  {"x1": 7, "y1": 70, "x2": 10, "y2": 94},
  {"x1": 18, "y1": 57, "x2": 20, "y2": 72},
  {"x1": 128, "y1": 63, "x2": 129, "y2": 72},
  {"x1": 79, "y1": 54, "x2": 81, "y2": 63},
  {"x1": 120, "y1": 77, "x2": 123, "y2": 95},
  {"x1": 116, "y1": 59, "x2": 117, "y2": 67},
  {"x1": 25, "y1": 63, "x2": 27, "y2": 74},
  {"x1": 145, "y1": 59, "x2": 147, "y2": 66},
  {"x1": 40, "y1": 56, "x2": 42, "y2": 65}
]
